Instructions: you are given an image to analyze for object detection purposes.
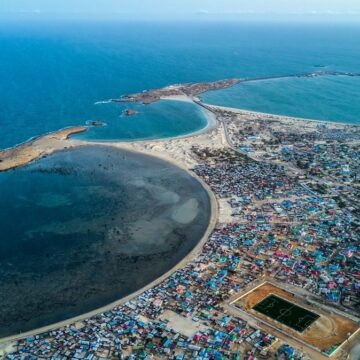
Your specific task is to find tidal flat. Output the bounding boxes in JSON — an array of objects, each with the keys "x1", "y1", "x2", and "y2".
[{"x1": 0, "y1": 145, "x2": 211, "y2": 337}]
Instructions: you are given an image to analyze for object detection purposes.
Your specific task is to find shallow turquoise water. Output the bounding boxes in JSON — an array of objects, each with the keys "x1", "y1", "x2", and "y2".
[
  {"x1": 201, "y1": 75, "x2": 360, "y2": 124},
  {"x1": 74, "y1": 100, "x2": 207, "y2": 142}
]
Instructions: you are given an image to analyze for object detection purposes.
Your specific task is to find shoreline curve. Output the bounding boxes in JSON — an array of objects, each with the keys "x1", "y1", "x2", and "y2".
[
  {"x1": 0, "y1": 126, "x2": 87, "y2": 172},
  {"x1": 202, "y1": 102, "x2": 360, "y2": 127},
  {"x1": 0, "y1": 97, "x2": 217, "y2": 173},
  {"x1": 0, "y1": 84, "x2": 357, "y2": 344},
  {"x1": 0, "y1": 145, "x2": 219, "y2": 344}
]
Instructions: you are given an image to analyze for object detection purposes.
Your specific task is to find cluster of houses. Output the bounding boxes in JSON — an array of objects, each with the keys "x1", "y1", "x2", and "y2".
[
  {"x1": 226, "y1": 115, "x2": 359, "y2": 213},
  {"x1": 193, "y1": 148, "x2": 359, "y2": 309}
]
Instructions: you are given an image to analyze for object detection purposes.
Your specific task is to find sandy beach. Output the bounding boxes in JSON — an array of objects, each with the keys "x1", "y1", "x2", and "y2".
[{"x1": 206, "y1": 103, "x2": 360, "y2": 127}]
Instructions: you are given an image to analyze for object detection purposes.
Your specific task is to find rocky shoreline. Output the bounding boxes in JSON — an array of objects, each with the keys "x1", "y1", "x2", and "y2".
[{"x1": 0, "y1": 126, "x2": 87, "y2": 172}]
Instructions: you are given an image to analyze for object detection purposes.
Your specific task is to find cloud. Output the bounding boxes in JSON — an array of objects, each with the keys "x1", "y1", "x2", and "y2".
[{"x1": 197, "y1": 9, "x2": 209, "y2": 15}]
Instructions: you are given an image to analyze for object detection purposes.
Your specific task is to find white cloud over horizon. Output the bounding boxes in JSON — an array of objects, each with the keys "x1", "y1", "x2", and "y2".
[{"x1": 1, "y1": 0, "x2": 360, "y2": 19}]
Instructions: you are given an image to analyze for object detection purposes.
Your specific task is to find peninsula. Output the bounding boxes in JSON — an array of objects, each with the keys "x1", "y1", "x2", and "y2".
[
  {"x1": 0, "y1": 126, "x2": 87, "y2": 172},
  {"x1": 112, "y1": 71, "x2": 360, "y2": 105},
  {"x1": 113, "y1": 78, "x2": 240, "y2": 104}
]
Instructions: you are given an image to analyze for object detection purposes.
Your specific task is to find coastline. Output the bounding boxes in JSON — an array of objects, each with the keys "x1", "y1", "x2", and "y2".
[
  {"x1": 2, "y1": 70, "x2": 359, "y2": 173},
  {"x1": 1, "y1": 88, "x2": 359, "y2": 356},
  {"x1": 0, "y1": 96, "x2": 217, "y2": 173},
  {"x1": 1, "y1": 99, "x2": 355, "y2": 175},
  {"x1": 2, "y1": 85, "x2": 358, "y2": 175},
  {"x1": 0, "y1": 126, "x2": 87, "y2": 172},
  {"x1": 203, "y1": 103, "x2": 360, "y2": 127}
]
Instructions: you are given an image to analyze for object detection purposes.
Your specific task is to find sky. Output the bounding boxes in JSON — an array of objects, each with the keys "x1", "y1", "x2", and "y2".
[{"x1": 1, "y1": 0, "x2": 360, "y2": 19}]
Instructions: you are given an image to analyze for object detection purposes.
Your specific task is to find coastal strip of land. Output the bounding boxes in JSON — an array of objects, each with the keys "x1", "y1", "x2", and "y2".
[
  {"x1": 0, "y1": 126, "x2": 87, "y2": 172},
  {"x1": 111, "y1": 71, "x2": 360, "y2": 105},
  {"x1": 113, "y1": 78, "x2": 240, "y2": 104}
]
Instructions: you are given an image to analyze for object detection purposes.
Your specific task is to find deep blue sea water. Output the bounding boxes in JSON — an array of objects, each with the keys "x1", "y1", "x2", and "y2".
[{"x1": 1, "y1": 20, "x2": 360, "y2": 149}]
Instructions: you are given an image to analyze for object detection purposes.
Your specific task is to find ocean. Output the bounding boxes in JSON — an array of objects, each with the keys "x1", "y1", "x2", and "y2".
[{"x1": 1, "y1": 20, "x2": 360, "y2": 150}]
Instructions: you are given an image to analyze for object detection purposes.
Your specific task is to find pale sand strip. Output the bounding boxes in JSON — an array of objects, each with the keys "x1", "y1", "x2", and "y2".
[{"x1": 204, "y1": 102, "x2": 359, "y2": 127}]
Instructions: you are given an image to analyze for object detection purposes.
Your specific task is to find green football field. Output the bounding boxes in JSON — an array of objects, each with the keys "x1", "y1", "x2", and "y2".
[{"x1": 253, "y1": 294, "x2": 320, "y2": 332}]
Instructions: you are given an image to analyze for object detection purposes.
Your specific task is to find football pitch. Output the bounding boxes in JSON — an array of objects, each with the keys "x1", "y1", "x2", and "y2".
[{"x1": 252, "y1": 294, "x2": 320, "y2": 332}]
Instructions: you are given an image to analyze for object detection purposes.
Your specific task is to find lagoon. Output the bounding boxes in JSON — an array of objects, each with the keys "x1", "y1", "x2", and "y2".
[{"x1": 0, "y1": 146, "x2": 211, "y2": 337}]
